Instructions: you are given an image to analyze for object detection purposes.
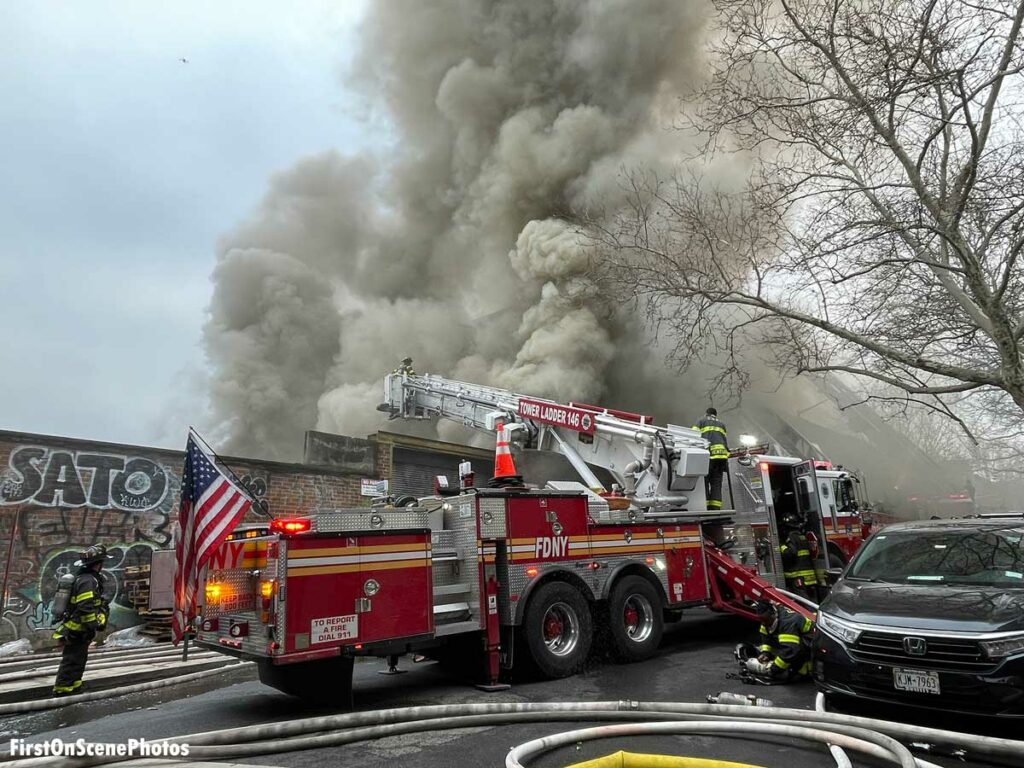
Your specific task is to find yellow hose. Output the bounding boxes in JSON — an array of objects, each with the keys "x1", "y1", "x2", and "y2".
[{"x1": 566, "y1": 752, "x2": 765, "y2": 768}]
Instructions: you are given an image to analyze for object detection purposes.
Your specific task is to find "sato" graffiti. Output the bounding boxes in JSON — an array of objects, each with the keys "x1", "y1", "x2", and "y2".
[{"x1": 0, "y1": 447, "x2": 169, "y2": 511}]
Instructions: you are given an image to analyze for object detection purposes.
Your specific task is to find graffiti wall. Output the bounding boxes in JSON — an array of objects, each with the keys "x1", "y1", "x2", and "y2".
[{"x1": 0, "y1": 431, "x2": 373, "y2": 647}]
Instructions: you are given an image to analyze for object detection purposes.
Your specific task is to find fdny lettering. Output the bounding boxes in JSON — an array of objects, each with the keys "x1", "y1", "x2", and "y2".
[
  {"x1": 535, "y1": 536, "x2": 569, "y2": 559},
  {"x1": 208, "y1": 541, "x2": 246, "y2": 570},
  {"x1": 518, "y1": 399, "x2": 595, "y2": 434}
]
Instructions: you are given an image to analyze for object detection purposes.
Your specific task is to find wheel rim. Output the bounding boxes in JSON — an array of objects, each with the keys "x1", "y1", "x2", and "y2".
[
  {"x1": 622, "y1": 593, "x2": 654, "y2": 643},
  {"x1": 541, "y1": 601, "x2": 580, "y2": 657}
]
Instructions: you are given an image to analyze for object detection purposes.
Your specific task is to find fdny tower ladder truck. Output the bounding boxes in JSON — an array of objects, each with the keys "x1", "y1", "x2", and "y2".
[{"x1": 194, "y1": 368, "x2": 833, "y2": 704}]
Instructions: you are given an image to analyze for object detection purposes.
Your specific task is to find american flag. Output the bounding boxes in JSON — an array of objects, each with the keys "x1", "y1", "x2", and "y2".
[{"x1": 172, "y1": 430, "x2": 252, "y2": 645}]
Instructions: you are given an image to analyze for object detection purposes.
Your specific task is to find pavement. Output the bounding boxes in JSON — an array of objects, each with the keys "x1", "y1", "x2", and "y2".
[
  {"x1": 1, "y1": 609, "x2": 1014, "y2": 767},
  {"x1": 0, "y1": 648, "x2": 233, "y2": 703}
]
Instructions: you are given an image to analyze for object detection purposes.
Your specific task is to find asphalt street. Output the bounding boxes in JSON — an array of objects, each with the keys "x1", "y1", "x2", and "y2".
[{"x1": 3, "y1": 610, "x2": 1013, "y2": 768}]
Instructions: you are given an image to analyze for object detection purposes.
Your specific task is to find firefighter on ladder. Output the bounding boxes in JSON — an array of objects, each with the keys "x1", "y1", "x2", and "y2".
[
  {"x1": 694, "y1": 407, "x2": 729, "y2": 510},
  {"x1": 735, "y1": 600, "x2": 813, "y2": 683},
  {"x1": 779, "y1": 513, "x2": 818, "y2": 600},
  {"x1": 52, "y1": 545, "x2": 112, "y2": 696}
]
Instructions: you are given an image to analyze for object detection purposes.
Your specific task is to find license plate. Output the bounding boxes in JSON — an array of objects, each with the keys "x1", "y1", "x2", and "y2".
[{"x1": 893, "y1": 668, "x2": 940, "y2": 695}]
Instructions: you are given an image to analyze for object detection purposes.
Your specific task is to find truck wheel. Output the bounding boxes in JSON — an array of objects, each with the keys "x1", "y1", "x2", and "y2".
[
  {"x1": 256, "y1": 656, "x2": 354, "y2": 707},
  {"x1": 828, "y1": 552, "x2": 846, "y2": 569},
  {"x1": 522, "y1": 581, "x2": 592, "y2": 678},
  {"x1": 607, "y1": 575, "x2": 664, "y2": 662}
]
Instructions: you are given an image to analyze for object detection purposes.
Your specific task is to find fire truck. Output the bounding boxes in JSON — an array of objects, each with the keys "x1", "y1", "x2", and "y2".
[
  {"x1": 725, "y1": 451, "x2": 872, "y2": 566},
  {"x1": 194, "y1": 369, "x2": 868, "y2": 703}
]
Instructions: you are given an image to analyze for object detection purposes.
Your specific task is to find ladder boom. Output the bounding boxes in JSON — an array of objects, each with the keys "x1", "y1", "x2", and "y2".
[{"x1": 380, "y1": 369, "x2": 713, "y2": 515}]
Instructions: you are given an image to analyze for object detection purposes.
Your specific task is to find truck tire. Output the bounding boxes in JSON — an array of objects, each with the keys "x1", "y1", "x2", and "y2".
[
  {"x1": 521, "y1": 581, "x2": 592, "y2": 678},
  {"x1": 607, "y1": 575, "x2": 664, "y2": 662},
  {"x1": 256, "y1": 656, "x2": 354, "y2": 707}
]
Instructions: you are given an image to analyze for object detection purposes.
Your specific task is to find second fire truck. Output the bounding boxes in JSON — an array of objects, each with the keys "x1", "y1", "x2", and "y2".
[{"x1": 194, "y1": 368, "x2": 869, "y2": 703}]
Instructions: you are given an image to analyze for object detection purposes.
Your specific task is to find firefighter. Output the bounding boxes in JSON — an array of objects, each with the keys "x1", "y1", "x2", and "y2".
[
  {"x1": 693, "y1": 407, "x2": 729, "y2": 510},
  {"x1": 52, "y1": 544, "x2": 112, "y2": 696},
  {"x1": 779, "y1": 513, "x2": 818, "y2": 599},
  {"x1": 736, "y1": 600, "x2": 813, "y2": 683}
]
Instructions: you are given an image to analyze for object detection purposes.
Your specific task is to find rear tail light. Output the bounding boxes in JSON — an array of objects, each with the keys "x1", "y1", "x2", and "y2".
[
  {"x1": 200, "y1": 618, "x2": 219, "y2": 632},
  {"x1": 270, "y1": 518, "x2": 312, "y2": 534},
  {"x1": 229, "y1": 621, "x2": 249, "y2": 638},
  {"x1": 205, "y1": 582, "x2": 223, "y2": 603},
  {"x1": 258, "y1": 578, "x2": 276, "y2": 622}
]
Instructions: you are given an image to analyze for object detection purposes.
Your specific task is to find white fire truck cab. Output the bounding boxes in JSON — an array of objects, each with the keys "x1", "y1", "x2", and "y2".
[{"x1": 194, "y1": 369, "x2": 866, "y2": 703}]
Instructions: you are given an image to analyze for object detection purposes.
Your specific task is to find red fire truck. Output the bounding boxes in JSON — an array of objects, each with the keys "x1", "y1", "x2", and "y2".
[{"x1": 194, "y1": 370, "x2": 868, "y2": 703}]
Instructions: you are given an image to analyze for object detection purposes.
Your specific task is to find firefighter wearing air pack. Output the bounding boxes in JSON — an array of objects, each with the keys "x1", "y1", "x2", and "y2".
[
  {"x1": 51, "y1": 545, "x2": 112, "y2": 696},
  {"x1": 736, "y1": 600, "x2": 814, "y2": 682},
  {"x1": 779, "y1": 513, "x2": 818, "y2": 600},
  {"x1": 694, "y1": 407, "x2": 729, "y2": 510}
]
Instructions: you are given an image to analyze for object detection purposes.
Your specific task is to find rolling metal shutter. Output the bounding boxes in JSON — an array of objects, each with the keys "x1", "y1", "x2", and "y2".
[{"x1": 390, "y1": 448, "x2": 493, "y2": 498}]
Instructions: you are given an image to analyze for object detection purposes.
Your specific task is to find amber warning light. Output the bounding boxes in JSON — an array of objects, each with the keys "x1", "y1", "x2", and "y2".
[{"x1": 270, "y1": 518, "x2": 312, "y2": 534}]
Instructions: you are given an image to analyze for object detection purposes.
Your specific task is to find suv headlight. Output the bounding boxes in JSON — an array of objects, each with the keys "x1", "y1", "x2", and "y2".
[
  {"x1": 980, "y1": 633, "x2": 1024, "y2": 659},
  {"x1": 818, "y1": 612, "x2": 862, "y2": 645}
]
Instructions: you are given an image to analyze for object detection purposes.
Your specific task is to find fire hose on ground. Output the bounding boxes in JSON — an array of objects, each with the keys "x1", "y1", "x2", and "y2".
[
  {"x1": 2, "y1": 699, "x2": 1022, "y2": 768},
  {"x1": 0, "y1": 662, "x2": 252, "y2": 716}
]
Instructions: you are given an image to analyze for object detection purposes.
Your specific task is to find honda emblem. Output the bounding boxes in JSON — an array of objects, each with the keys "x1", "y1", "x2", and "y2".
[{"x1": 902, "y1": 636, "x2": 927, "y2": 656}]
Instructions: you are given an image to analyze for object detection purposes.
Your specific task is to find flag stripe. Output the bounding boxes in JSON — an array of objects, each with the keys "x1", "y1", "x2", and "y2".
[{"x1": 172, "y1": 431, "x2": 254, "y2": 645}]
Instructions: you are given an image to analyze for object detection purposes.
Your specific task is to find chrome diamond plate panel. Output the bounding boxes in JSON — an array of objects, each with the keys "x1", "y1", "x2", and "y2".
[
  {"x1": 198, "y1": 565, "x2": 267, "y2": 656},
  {"x1": 431, "y1": 529, "x2": 457, "y2": 554},
  {"x1": 477, "y1": 497, "x2": 507, "y2": 538},
  {"x1": 436, "y1": 493, "x2": 482, "y2": 628},
  {"x1": 316, "y1": 508, "x2": 429, "y2": 532},
  {"x1": 274, "y1": 541, "x2": 286, "y2": 650}
]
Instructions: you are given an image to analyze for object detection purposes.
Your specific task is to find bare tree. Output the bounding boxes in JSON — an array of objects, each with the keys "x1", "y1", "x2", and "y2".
[{"x1": 595, "y1": 0, "x2": 1024, "y2": 459}]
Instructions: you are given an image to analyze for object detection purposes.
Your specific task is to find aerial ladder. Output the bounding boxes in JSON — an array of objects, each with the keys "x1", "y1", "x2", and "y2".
[{"x1": 379, "y1": 366, "x2": 814, "y2": 620}]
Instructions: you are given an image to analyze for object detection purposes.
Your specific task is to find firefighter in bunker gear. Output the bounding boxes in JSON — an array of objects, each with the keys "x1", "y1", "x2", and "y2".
[
  {"x1": 52, "y1": 544, "x2": 112, "y2": 695},
  {"x1": 779, "y1": 513, "x2": 818, "y2": 600},
  {"x1": 738, "y1": 600, "x2": 813, "y2": 682},
  {"x1": 693, "y1": 407, "x2": 729, "y2": 510}
]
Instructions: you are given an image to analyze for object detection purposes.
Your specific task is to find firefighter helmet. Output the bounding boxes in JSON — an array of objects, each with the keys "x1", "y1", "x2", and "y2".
[
  {"x1": 734, "y1": 642, "x2": 757, "y2": 661},
  {"x1": 781, "y1": 512, "x2": 802, "y2": 530},
  {"x1": 77, "y1": 544, "x2": 113, "y2": 567},
  {"x1": 753, "y1": 599, "x2": 776, "y2": 619}
]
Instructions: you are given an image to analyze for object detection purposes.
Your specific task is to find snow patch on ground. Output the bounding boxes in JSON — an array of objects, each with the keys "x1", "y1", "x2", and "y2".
[
  {"x1": 103, "y1": 625, "x2": 156, "y2": 648},
  {"x1": 0, "y1": 638, "x2": 31, "y2": 657}
]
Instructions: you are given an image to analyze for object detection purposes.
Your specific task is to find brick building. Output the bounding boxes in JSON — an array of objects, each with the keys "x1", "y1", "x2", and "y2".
[{"x1": 0, "y1": 428, "x2": 492, "y2": 646}]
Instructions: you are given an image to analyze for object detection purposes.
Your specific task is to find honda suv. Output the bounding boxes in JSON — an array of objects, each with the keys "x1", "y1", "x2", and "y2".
[{"x1": 813, "y1": 518, "x2": 1024, "y2": 717}]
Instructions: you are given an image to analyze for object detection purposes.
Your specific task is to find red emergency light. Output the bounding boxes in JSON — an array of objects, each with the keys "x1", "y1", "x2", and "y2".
[
  {"x1": 813, "y1": 460, "x2": 832, "y2": 470},
  {"x1": 270, "y1": 518, "x2": 312, "y2": 535}
]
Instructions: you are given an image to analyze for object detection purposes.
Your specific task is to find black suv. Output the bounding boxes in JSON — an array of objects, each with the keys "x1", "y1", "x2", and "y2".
[{"x1": 813, "y1": 518, "x2": 1024, "y2": 717}]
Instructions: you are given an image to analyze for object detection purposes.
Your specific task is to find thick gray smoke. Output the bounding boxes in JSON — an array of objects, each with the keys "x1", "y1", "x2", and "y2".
[
  {"x1": 200, "y1": 0, "x2": 959, "y2": 515},
  {"x1": 203, "y1": 0, "x2": 716, "y2": 459}
]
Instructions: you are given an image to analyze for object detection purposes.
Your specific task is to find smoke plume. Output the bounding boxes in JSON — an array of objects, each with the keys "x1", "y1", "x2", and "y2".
[{"x1": 203, "y1": 0, "x2": 715, "y2": 459}]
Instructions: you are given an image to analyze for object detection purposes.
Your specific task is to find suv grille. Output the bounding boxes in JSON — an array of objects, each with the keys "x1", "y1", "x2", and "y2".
[{"x1": 850, "y1": 631, "x2": 992, "y2": 671}]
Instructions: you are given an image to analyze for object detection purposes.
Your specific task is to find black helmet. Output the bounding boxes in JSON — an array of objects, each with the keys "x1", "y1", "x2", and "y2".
[
  {"x1": 77, "y1": 544, "x2": 113, "y2": 567},
  {"x1": 706, "y1": 407, "x2": 718, "y2": 416},
  {"x1": 781, "y1": 512, "x2": 801, "y2": 529},
  {"x1": 753, "y1": 600, "x2": 776, "y2": 618}
]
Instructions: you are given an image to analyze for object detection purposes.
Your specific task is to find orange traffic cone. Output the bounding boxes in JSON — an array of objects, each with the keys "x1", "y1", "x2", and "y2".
[{"x1": 489, "y1": 422, "x2": 523, "y2": 488}]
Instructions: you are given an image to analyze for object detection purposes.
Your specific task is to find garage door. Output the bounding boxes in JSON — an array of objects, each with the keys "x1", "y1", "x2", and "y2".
[{"x1": 390, "y1": 448, "x2": 494, "y2": 498}]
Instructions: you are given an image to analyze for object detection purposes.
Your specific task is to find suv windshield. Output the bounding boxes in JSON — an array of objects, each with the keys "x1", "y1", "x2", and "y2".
[{"x1": 848, "y1": 526, "x2": 1024, "y2": 587}]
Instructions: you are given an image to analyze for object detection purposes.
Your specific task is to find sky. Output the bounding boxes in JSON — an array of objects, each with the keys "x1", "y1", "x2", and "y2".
[{"x1": 0, "y1": 0, "x2": 372, "y2": 449}]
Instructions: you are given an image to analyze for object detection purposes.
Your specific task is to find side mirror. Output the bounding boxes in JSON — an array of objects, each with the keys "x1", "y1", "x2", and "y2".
[{"x1": 825, "y1": 567, "x2": 843, "y2": 585}]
